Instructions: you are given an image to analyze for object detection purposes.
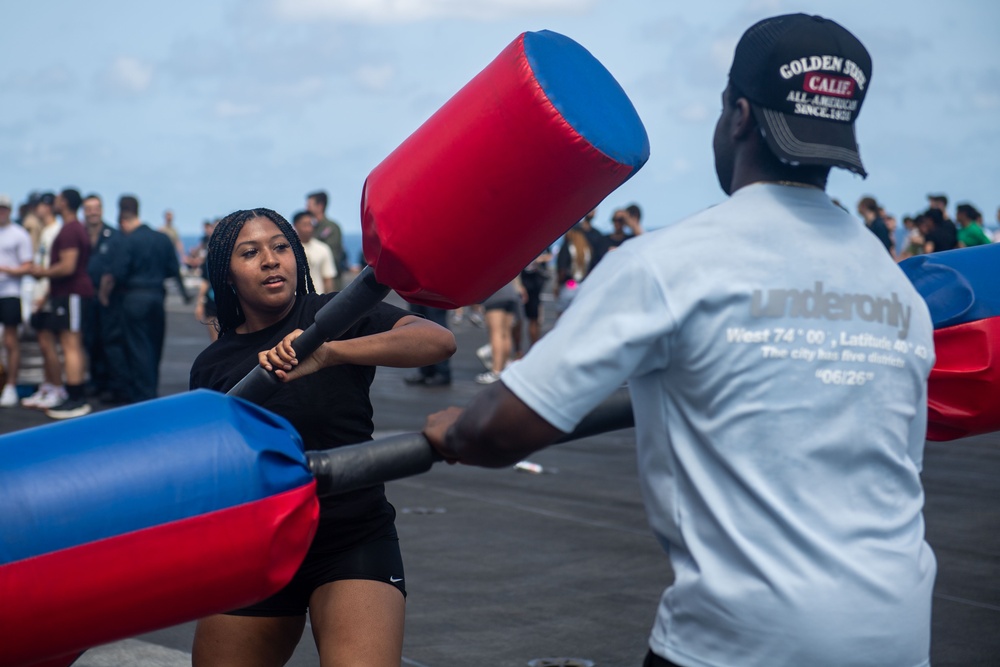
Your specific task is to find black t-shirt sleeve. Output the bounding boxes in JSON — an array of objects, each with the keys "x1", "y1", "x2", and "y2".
[{"x1": 334, "y1": 299, "x2": 411, "y2": 342}]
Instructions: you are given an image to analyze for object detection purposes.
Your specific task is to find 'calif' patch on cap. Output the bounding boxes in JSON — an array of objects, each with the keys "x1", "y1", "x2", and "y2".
[{"x1": 729, "y1": 13, "x2": 872, "y2": 177}]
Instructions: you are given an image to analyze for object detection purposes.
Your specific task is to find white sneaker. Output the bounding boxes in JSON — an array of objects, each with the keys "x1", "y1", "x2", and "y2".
[
  {"x1": 475, "y1": 370, "x2": 501, "y2": 385},
  {"x1": 476, "y1": 344, "x2": 493, "y2": 370},
  {"x1": 26, "y1": 385, "x2": 68, "y2": 410},
  {"x1": 0, "y1": 384, "x2": 18, "y2": 407},
  {"x1": 21, "y1": 385, "x2": 53, "y2": 408}
]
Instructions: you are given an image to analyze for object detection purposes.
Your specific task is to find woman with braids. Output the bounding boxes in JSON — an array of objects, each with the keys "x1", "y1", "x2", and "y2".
[{"x1": 189, "y1": 208, "x2": 455, "y2": 667}]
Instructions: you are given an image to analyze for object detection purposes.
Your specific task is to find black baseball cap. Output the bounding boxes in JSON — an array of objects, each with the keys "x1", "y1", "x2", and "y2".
[{"x1": 729, "y1": 14, "x2": 872, "y2": 177}]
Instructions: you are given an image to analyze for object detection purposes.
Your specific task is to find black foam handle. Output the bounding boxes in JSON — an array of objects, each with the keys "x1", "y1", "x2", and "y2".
[
  {"x1": 227, "y1": 266, "x2": 390, "y2": 404},
  {"x1": 307, "y1": 388, "x2": 635, "y2": 497},
  {"x1": 554, "y1": 387, "x2": 634, "y2": 443},
  {"x1": 308, "y1": 432, "x2": 441, "y2": 498}
]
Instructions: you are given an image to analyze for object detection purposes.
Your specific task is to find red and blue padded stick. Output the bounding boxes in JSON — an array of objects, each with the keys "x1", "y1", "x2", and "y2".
[
  {"x1": 233, "y1": 29, "x2": 649, "y2": 401},
  {"x1": 362, "y1": 29, "x2": 649, "y2": 309},
  {"x1": 0, "y1": 391, "x2": 318, "y2": 667},
  {"x1": 900, "y1": 243, "x2": 1000, "y2": 441}
]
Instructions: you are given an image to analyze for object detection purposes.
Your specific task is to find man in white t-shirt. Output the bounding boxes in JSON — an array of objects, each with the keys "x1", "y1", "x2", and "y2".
[
  {"x1": 424, "y1": 14, "x2": 936, "y2": 667},
  {"x1": 0, "y1": 194, "x2": 34, "y2": 406},
  {"x1": 21, "y1": 192, "x2": 68, "y2": 409},
  {"x1": 293, "y1": 211, "x2": 337, "y2": 294}
]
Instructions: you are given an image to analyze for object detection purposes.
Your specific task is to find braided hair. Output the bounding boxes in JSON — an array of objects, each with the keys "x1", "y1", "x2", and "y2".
[{"x1": 206, "y1": 207, "x2": 315, "y2": 336}]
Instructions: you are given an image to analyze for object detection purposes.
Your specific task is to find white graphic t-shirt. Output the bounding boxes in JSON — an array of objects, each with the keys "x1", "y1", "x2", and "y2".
[{"x1": 503, "y1": 182, "x2": 935, "y2": 667}]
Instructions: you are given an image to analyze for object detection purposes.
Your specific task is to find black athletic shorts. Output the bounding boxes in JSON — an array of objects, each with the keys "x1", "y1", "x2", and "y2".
[
  {"x1": 32, "y1": 295, "x2": 87, "y2": 333},
  {"x1": 520, "y1": 272, "x2": 545, "y2": 321},
  {"x1": 227, "y1": 509, "x2": 405, "y2": 617},
  {"x1": 0, "y1": 297, "x2": 22, "y2": 326},
  {"x1": 483, "y1": 298, "x2": 518, "y2": 314},
  {"x1": 522, "y1": 287, "x2": 542, "y2": 321}
]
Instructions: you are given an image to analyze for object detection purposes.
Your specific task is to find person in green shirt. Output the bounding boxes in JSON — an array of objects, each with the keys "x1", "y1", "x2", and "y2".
[
  {"x1": 306, "y1": 190, "x2": 347, "y2": 288},
  {"x1": 956, "y1": 203, "x2": 992, "y2": 248}
]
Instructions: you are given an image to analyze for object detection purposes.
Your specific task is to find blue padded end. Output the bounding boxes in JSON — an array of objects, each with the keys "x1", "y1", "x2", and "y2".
[{"x1": 524, "y1": 30, "x2": 650, "y2": 171}]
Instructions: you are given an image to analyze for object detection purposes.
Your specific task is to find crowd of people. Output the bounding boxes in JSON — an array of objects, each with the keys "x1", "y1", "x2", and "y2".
[
  {"x1": 5, "y1": 179, "x2": 990, "y2": 416},
  {"x1": 854, "y1": 192, "x2": 995, "y2": 260},
  {"x1": 0, "y1": 185, "x2": 365, "y2": 423},
  {"x1": 0, "y1": 189, "x2": 187, "y2": 418}
]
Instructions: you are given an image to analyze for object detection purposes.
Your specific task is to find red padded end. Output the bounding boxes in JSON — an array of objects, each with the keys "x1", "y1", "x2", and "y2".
[
  {"x1": 926, "y1": 316, "x2": 1000, "y2": 441},
  {"x1": 0, "y1": 483, "x2": 318, "y2": 667},
  {"x1": 362, "y1": 33, "x2": 634, "y2": 308}
]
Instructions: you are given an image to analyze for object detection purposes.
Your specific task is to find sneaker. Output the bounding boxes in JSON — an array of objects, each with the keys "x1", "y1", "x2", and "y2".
[
  {"x1": 476, "y1": 344, "x2": 493, "y2": 370},
  {"x1": 468, "y1": 312, "x2": 484, "y2": 328},
  {"x1": 0, "y1": 384, "x2": 18, "y2": 407},
  {"x1": 34, "y1": 386, "x2": 68, "y2": 410},
  {"x1": 21, "y1": 384, "x2": 63, "y2": 409},
  {"x1": 20, "y1": 385, "x2": 47, "y2": 408},
  {"x1": 46, "y1": 397, "x2": 93, "y2": 420},
  {"x1": 475, "y1": 370, "x2": 501, "y2": 385}
]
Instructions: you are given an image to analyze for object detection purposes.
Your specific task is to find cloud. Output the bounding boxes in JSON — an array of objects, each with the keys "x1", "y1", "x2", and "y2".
[
  {"x1": 3, "y1": 65, "x2": 76, "y2": 94},
  {"x1": 707, "y1": 35, "x2": 739, "y2": 74},
  {"x1": 271, "y1": 0, "x2": 593, "y2": 23},
  {"x1": 971, "y1": 91, "x2": 1000, "y2": 111},
  {"x1": 165, "y1": 35, "x2": 235, "y2": 80},
  {"x1": 354, "y1": 64, "x2": 396, "y2": 92},
  {"x1": 969, "y1": 69, "x2": 1000, "y2": 110},
  {"x1": 214, "y1": 100, "x2": 262, "y2": 118},
  {"x1": 100, "y1": 56, "x2": 154, "y2": 95},
  {"x1": 676, "y1": 103, "x2": 710, "y2": 124}
]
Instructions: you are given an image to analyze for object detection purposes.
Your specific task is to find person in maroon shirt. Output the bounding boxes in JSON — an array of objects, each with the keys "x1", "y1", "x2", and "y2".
[{"x1": 29, "y1": 187, "x2": 94, "y2": 419}]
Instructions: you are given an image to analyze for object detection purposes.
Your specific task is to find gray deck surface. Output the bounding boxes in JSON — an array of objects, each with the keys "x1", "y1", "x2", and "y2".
[{"x1": 2, "y1": 282, "x2": 997, "y2": 666}]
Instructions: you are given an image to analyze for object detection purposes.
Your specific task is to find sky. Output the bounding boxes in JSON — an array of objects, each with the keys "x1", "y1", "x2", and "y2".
[{"x1": 2, "y1": 0, "x2": 998, "y2": 242}]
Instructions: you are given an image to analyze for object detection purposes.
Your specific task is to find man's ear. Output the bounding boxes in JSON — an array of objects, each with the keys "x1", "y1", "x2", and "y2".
[{"x1": 733, "y1": 98, "x2": 756, "y2": 140}]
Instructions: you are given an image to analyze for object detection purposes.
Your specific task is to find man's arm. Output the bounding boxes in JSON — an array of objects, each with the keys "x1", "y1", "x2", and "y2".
[
  {"x1": 0, "y1": 260, "x2": 33, "y2": 277},
  {"x1": 164, "y1": 238, "x2": 191, "y2": 303},
  {"x1": 98, "y1": 274, "x2": 115, "y2": 307},
  {"x1": 423, "y1": 381, "x2": 565, "y2": 468},
  {"x1": 33, "y1": 247, "x2": 79, "y2": 279},
  {"x1": 320, "y1": 244, "x2": 336, "y2": 293}
]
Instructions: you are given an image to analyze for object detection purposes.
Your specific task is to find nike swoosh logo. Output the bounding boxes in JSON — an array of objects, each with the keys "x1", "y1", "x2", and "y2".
[{"x1": 390, "y1": 576, "x2": 403, "y2": 583}]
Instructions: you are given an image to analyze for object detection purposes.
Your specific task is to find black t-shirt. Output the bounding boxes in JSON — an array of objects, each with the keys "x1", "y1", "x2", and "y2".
[
  {"x1": 926, "y1": 219, "x2": 958, "y2": 252},
  {"x1": 868, "y1": 216, "x2": 893, "y2": 253},
  {"x1": 189, "y1": 292, "x2": 409, "y2": 521}
]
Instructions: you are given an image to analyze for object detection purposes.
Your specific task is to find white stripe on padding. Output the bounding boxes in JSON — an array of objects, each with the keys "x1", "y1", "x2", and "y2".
[{"x1": 76, "y1": 639, "x2": 191, "y2": 667}]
